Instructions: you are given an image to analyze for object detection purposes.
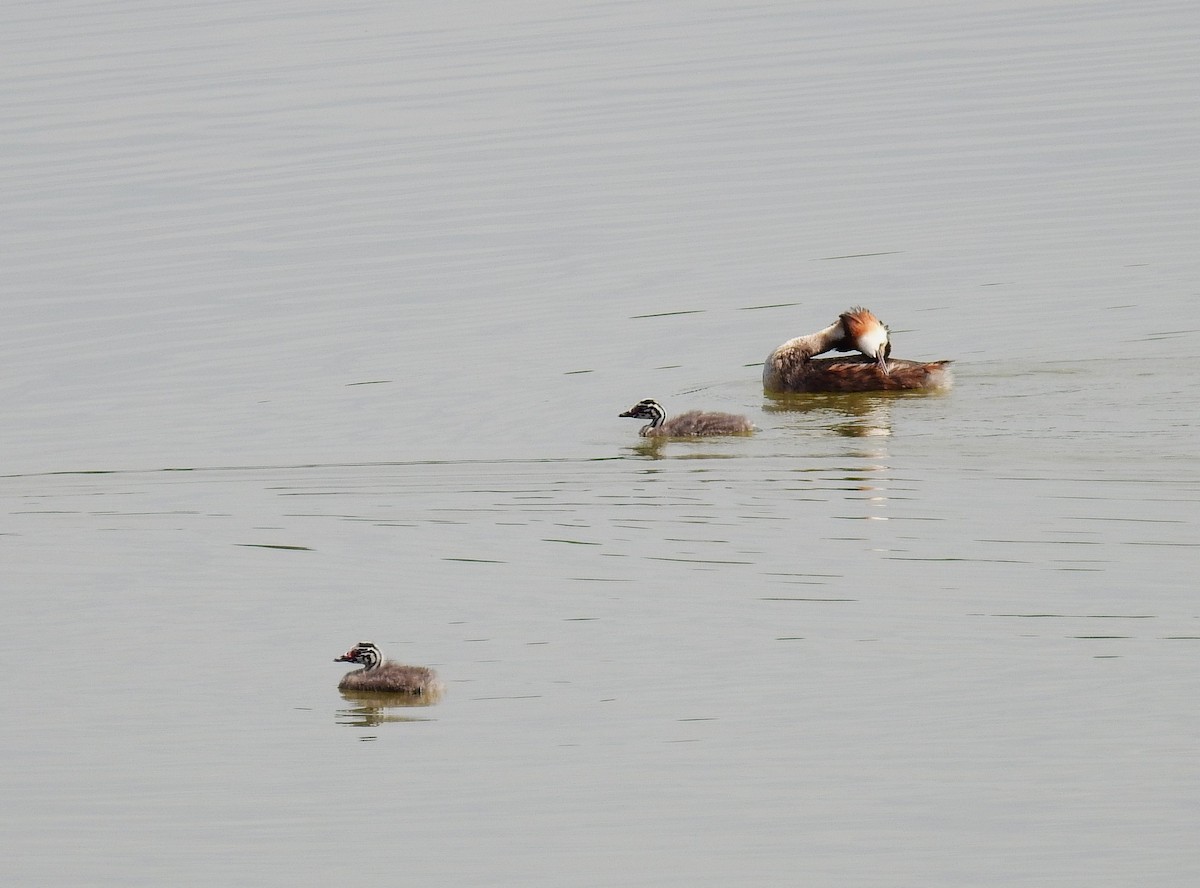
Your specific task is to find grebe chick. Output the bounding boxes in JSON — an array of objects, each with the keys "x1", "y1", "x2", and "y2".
[
  {"x1": 334, "y1": 641, "x2": 441, "y2": 695},
  {"x1": 763, "y1": 306, "x2": 952, "y2": 393},
  {"x1": 619, "y1": 399, "x2": 753, "y2": 438}
]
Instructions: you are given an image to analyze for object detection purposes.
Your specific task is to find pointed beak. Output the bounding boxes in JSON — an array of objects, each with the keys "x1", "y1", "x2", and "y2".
[
  {"x1": 619, "y1": 410, "x2": 634, "y2": 417},
  {"x1": 875, "y1": 348, "x2": 890, "y2": 374},
  {"x1": 335, "y1": 651, "x2": 354, "y2": 662}
]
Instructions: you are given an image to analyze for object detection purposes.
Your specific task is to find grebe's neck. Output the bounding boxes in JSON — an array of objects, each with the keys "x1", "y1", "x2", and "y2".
[{"x1": 775, "y1": 320, "x2": 845, "y2": 360}]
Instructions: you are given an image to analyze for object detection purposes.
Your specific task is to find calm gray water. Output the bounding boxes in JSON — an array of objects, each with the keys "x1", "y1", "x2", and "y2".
[{"x1": 4, "y1": 1, "x2": 1199, "y2": 886}]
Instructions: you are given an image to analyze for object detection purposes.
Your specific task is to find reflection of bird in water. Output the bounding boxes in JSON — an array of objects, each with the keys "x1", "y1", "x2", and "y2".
[
  {"x1": 764, "y1": 392, "x2": 897, "y2": 438},
  {"x1": 334, "y1": 641, "x2": 442, "y2": 696},
  {"x1": 619, "y1": 399, "x2": 753, "y2": 438},
  {"x1": 336, "y1": 690, "x2": 441, "y2": 727},
  {"x1": 763, "y1": 307, "x2": 952, "y2": 393}
]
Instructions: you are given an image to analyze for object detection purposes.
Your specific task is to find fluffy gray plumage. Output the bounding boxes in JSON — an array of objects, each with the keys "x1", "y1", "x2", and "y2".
[
  {"x1": 620, "y1": 399, "x2": 753, "y2": 438},
  {"x1": 334, "y1": 641, "x2": 441, "y2": 695}
]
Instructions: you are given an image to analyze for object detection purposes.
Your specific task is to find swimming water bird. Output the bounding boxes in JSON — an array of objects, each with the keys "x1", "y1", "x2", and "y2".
[
  {"x1": 334, "y1": 641, "x2": 441, "y2": 695},
  {"x1": 762, "y1": 307, "x2": 952, "y2": 393},
  {"x1": 619, "y1": 399, "x2": 754, "y2": 438}
]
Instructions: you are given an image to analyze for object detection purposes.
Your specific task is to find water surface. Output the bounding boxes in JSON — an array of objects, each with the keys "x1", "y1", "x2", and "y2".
[{"x1": 3, "y1": 2, "x2": 1199, "y2": 886}]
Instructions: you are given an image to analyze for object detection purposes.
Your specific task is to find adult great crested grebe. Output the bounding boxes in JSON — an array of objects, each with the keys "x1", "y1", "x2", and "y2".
[
  {"x1": 334, "y1": 641, "x2": 441, "y2": 695},
  {"x1": 619, "y1": 399, "x2": 754, "y2": 438},
  {"x1": 763, "y1": 307, "x2": 952, "y2": 393}
]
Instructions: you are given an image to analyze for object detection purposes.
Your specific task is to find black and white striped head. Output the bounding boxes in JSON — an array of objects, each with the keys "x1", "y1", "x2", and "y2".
[
  {"x1": 334, "y1": 641, "x2": 383, "y2": 670},
  {"x1": 619, "y1": 399, "x2": 667, "y2": 428}
]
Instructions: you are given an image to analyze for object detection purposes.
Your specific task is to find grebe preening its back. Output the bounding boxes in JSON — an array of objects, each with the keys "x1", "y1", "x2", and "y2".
[
  {"x1": 763, "y1": 307, "x2": 952, "y2": 393},
  {"x1": 619, "y1": 399, "x2": 754, "y2": 438},
  {"x1": 334, "y1": 641, "x2": 441, "y2": 695}
]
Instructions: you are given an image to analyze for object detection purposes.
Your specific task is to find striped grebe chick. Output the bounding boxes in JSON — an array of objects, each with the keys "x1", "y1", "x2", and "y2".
[
  {"x1": 763, "y1": 306, "x2": 952, "y2": 393},
  {"x1": 334, "y1": 641, "x2": 441, "y2": 695},
  {"x1": 619, "y1": 399, "x2": 753, "y2": 438}
]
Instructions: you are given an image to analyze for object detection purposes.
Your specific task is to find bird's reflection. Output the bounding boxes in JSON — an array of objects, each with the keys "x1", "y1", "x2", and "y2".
[
  {"x1": 622, "y1": 437, "x2": 744, "y2": 460},
  {"x1": 762, "y1": 392, "x2": 913, "y2": 517},
  {"x1": 763, "y1": 391, "x2": 904, "y2": 438},
  {"x1": 335, "y1": 688, "x2": 443, "y2": 728}
]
